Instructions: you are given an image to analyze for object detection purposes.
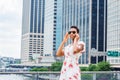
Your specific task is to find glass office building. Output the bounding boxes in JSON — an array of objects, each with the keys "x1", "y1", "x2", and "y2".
[
  {"x1": 21, "y1": 0, "x2": 45, "y2": 63},
  {"x1": 107, "y1": 0, "x2": 120, "y2": 65},
  {"x1": 60, "y1": 0, "x2": 107, "y2": 64},
  {"x1": 55, "y1": 0, "x2": 63, "y2": 54}
]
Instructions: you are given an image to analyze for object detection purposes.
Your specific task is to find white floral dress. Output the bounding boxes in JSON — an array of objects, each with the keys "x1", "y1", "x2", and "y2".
[{"x1": 59, "y1": 41, "x2": 85, "y2": 80}]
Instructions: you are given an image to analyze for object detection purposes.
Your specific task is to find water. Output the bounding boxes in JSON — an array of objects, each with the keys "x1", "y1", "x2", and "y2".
[{"x1": 0, "y1": 74, "x2": 32, "y2": 80}]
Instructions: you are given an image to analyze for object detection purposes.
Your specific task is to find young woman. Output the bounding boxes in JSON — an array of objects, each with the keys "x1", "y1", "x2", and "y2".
[{"x1": 56, "y1": 26, "x2": 85, "y2": 80}]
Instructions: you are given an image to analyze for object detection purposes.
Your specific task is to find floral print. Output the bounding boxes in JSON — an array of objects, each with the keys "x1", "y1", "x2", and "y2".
[{"x1": 59, "y1": 41, "x2": 85, "y2": 80}]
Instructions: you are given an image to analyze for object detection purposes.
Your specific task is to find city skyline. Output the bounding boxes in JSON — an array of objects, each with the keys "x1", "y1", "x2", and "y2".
[
  {"x1": 0, "y1": 0, "x2": 119, "y2": 61},
  {"x1": 0, "y1": 0, "x2": 23, "y2": 58}
]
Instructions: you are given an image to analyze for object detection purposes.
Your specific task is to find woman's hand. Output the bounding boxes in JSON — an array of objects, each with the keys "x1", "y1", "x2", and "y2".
[
  {"x1": 74, "y1": 33, "x2": 80, "y2": 42},
  {"x1": 63, "y1": 32, "x2": 69, "y2": 43},
  {"x1": 73, "y1": 33, "x2": 80, "y2": 54},
  {"x1": 56, "y1": 32, "x2": 69, "y2": 57}
]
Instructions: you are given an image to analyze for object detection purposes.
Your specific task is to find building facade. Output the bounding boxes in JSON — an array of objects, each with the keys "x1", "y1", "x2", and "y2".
[
  {"x1": 44, "y1": 0, "x2": 57, "y2": 56},
  {"x1": 107, "y1": 0, "x2": 120, "y2": 65},
  {"x1": 90, "y1": 0, "x2": 107, "y2": 64},
  {"x1": 59, "y1": 0, "x2": 107, "y2": 64},
  {"x1": 21, "y1": 0, "x2": 45, "y2": 63},
  {"x1": 55, "y1": 0, "x2": 63, "y2": 54}
]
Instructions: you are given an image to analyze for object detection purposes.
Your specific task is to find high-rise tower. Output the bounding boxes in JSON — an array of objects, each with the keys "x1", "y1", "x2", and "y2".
[
  {"x1": 21, "y1": 0, "x2": 45, "y2": 63},
  {"x1": 59, "y1": 0, "x2": 107, "y2": 64}
]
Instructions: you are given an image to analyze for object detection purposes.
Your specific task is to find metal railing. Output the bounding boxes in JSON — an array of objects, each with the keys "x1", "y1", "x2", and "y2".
[{"x1": 0, "y1": 71, "x2": 120, "y2": 80}]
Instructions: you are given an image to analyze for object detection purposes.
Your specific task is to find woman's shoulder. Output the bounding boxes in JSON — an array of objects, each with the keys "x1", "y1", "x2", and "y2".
[
  {"x1": 78, "y1": 41, "x2": 85, "y2": 44},
  {"x1": 78, "y1": 40, "x2": 85, "y2": 53}
]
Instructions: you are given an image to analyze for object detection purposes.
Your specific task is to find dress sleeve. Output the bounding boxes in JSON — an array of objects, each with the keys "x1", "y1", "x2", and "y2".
[{"x1": 78, "y1": 41, "x2": 85, "y2": 53}]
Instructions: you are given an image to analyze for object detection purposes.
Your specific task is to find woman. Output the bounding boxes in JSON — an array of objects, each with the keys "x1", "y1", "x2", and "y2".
[{"x1": 56, "y1": 26, "x2": 85, "y2": 80}]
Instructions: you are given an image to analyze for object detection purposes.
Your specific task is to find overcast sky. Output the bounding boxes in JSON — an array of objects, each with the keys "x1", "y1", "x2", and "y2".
[{"x1": 0, "y1": 0, "x2": 23, "y2": 58}]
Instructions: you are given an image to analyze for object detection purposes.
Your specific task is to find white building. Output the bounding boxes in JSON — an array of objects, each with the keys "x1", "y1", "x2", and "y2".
[
  {"x1": 107, "y1": 0, "x2": 120, "y2": 67},
  {"x1": 44, "y1": 0, "x2": 57, "y2": 56},
  {"x1": 41, "y1": 0, "x2": 57, "y2": 63}
]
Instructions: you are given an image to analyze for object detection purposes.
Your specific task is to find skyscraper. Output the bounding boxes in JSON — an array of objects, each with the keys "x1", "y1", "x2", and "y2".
[
  {"x1": 55, "y1": 0, "x2": 63, "y2": 54},
  {"x1": 58, "y1": 0, "x2": 107, "y2": 64},
  {"x1": 107, "y1": 0, "x2": 120, "y2": 65},
  {"x1": 90, "y1": 0, "x2": 107, "y2": 64},
  {"x1": 21, "y1": 0, "x2": 45, "y2": 63},
  {"x1": 44, "y1": 0, "x2": 57, "y2": 56},
  {"x1": 38, "y1": 0, "x2": 58, "y2": 63}
]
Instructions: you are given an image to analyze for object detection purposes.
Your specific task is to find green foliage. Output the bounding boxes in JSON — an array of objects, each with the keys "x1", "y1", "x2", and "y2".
[
  {"x1": 80, "y1": 67, "x2": 87, "y2": 71},
  {"x1": 80, "y1": 61, "x2": 112, "y2": 71},
  {"x1": 97, "y1": 61, "x2": 111, "y2": 71},
  {"x1": 30, "y1": 61, "x2": 111, "y2": 72},
  {"x1": 50, "y1": 62, "x2": 63, "y2": 71},
  {"x1": 30, "y1": 67, "x2": 48, "y2": 71},
  {"x1": 87, "y1": 64, "x2": 99, "y2": 71}
]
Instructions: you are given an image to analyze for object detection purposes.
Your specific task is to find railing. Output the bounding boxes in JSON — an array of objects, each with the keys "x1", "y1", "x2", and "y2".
[{"x1": 0, "y1": 71, "x2": 120, "y2": 80}]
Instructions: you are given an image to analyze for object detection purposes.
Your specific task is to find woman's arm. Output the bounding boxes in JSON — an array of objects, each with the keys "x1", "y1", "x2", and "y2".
[
  {"x1": 56, "y1": 32, "x2": 69, "y2": 57},
  {"x1": 74, "y1": 43, "x2": 84, "y2": 54},
  {"x1": 56, "y1": 41, "x2": 65, "y2": 57},
  {"x1": 73, "y1": 34, "x2": 85, "y2": 54}
]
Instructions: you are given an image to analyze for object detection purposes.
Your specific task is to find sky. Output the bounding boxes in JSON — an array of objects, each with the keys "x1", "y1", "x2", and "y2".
[{"x1": 0, "y1": 0, "x2": 23, "y2": 58}]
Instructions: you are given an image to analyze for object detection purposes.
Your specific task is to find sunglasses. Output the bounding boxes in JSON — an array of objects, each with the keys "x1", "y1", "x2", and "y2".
[{"x1": 68, "y1": 31, "x2": 76, "y2": 34}]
